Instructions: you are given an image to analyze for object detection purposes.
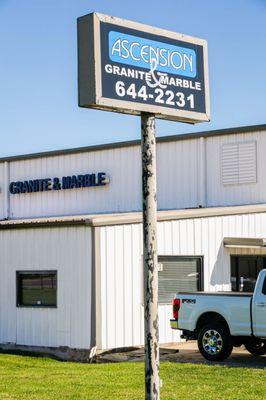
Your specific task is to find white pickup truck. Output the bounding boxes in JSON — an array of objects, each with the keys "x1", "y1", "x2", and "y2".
[{"x1": 170, "y1": 269, "x2": 266, "y2": 361}]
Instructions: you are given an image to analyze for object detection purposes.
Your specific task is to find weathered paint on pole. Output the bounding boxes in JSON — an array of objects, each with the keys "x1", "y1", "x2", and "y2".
[{"x1": 141, "y1": 112, "x2": 160, "y2": 400}]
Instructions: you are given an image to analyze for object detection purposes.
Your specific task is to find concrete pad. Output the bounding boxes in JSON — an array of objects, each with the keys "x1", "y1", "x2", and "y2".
[{"x1": 96, "y1": 341, "x2": 266, "y2": 368}]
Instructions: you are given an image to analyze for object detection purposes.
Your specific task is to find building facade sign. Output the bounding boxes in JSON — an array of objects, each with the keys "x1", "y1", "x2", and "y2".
[
  {"x1": 9, "y1": 172, "x2": 108, "y2": 194},
  {"x1": 78, "y1": 13, "x2": 210, "y2": 123}
]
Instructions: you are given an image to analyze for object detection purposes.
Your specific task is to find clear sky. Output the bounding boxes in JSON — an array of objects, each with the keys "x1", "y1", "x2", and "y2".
[{"x1": 0, "y1": 0, "x2": 265, "y2": 157}]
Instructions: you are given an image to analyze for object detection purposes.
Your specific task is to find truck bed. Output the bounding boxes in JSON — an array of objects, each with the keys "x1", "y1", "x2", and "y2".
[{"x1": 175, "y1": 291, "x2": 253, "y2": 336}]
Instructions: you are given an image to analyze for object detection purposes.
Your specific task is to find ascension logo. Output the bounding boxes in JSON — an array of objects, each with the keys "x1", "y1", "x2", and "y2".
[{"x1": 109, "y1": 31, "x2": 197, "y2": 89}]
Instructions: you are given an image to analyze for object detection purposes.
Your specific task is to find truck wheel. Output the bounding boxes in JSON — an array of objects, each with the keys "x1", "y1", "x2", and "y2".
[
  {"x1": 245, "y1": 339, "x2": 266, "y2": 356},
  {"x1": 198, "y1": 322, "x2": 233, "y2": 361}
]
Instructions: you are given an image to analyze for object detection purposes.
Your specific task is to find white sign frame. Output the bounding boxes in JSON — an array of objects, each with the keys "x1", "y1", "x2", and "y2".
[{"x1": 78, "y1": 13, "x2": 210, "y2": 123}]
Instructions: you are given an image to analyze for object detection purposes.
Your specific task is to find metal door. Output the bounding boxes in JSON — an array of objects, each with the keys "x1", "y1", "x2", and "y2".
[{"x1": 253, "y1": 274, "x2": 266, "y2": 338}]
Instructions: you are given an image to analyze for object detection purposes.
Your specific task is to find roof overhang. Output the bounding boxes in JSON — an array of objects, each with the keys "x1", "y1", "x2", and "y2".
[
  {"x1": 223, "y1": 237, "x2": 266, "y2": 249},
  {"x1": 0, "y1": 215, "x2": 93, "y2": 229},
  {"x1": 1, "y1": 203, "x2": 266, "y2": 229}
]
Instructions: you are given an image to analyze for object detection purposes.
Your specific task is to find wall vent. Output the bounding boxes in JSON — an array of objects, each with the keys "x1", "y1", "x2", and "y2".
[{"x1": 221, "y1": 141, "x2": 257, "y2": 186}]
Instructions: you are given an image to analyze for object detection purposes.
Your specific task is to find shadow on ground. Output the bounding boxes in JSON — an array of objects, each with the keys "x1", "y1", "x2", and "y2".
[{"x1": 96, "y1": 341, "x2": 266, "y2": 369}]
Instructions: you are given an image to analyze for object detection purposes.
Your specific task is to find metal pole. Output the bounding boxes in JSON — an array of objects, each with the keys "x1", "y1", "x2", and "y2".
[{"x1": 141, "y1": 112, "x2": 160, "y2": 400}]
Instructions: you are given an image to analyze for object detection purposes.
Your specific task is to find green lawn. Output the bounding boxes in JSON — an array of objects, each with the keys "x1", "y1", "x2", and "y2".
[{"x1": 0, "y1": 354, "x2": 265, "y2": 400}]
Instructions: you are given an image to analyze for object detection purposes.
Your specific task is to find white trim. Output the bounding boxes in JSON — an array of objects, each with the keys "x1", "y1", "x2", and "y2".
[
  {"x1": 3, "y1": 161, "x2": 10, "y2": 219},
  {"x1": 94, "y1": 227, "x2": 102, "y2": 349},
  {"x1": 94, "y1": 13, "x2": 102, "y2": 102},
  {"x1": 2, "y1": 203, "x2": 266, "y2": 227},
  {"x1": 199, "y1": 137, "x2": 206, "y2": 207},
  {"x1": 95, "y1": 97, "x2": 209, "y2": 123},
  {"x1": 91, "y1": 13, "x2": 210, "y2": 123},
  {"x1": 223, "y1": 237, "x2": 266, "y2": 248},
  {"x1": 95, "y1": 13, "x2": 207, "y2": 45}
]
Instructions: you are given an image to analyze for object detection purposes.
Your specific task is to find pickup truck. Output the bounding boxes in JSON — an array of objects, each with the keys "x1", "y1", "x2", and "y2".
[{"x1": 170, "y1": 269, "x2": 266, "y2": 361}]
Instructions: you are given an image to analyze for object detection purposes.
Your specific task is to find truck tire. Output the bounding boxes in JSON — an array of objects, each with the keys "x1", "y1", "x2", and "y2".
[
  {"x1": 245, "y1": 339, "x2": 266, "y2": 356},
  {"x1": 198, "y1": 322, "x2": 233, "y2": 361}
]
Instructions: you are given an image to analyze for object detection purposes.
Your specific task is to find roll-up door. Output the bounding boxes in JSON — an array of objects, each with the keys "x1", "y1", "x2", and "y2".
[{"x1": 158, "y1": 256, "x2": 203, "y2": 304}]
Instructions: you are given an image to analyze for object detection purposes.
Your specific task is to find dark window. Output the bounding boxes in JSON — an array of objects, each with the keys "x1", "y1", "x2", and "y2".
[
  {"x1": 158, "y1": 256, "x2": 203, "y2": 304},
  {"x1": 262, "y1": 277, "x2": 266, "y2": 296},
  {"x1": 231, "y1": 256, "x2": 264, "y2": 292},
  {"x1": 17, "y1": 271, "x2": 57, "y2": 307}
]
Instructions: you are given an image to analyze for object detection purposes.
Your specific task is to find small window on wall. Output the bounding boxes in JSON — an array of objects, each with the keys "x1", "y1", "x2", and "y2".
[
  {"x1": 16, "y1": 271, "x2": 57, "y2": 307},
  {"x1": 158, "y1": 256, "x2": 203, "y2": 304}
]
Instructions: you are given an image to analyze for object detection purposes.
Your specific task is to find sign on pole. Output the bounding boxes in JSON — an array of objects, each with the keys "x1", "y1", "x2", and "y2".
[
  {"x1": 78, "y1": 13, "x2": 210, "y2": 123},
  {"x1": 78, "y1": 13, "x2": 210, "y2": 400}
]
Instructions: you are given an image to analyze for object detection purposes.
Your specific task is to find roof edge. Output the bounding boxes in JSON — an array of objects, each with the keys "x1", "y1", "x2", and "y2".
[
  {"x1": 0, "y1": 123, "x2": 265, "y2": 163},
  {"x1": 90, "y1": 203, "x2": 266, "y2": 226},
  {"x1": 1, "y1": 203, "x2": 266, "y2": 228},
  {"x1": 0, "y1": 217, "x2": 92, "y2": 229}
]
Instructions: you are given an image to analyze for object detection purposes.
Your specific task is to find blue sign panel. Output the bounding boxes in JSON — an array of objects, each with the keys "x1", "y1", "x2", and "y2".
[{"x1": 108, "y1": 31, "x2": 196, "y2": 78}]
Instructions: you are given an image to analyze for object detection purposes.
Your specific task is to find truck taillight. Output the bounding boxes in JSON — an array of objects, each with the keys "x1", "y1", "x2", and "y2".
[{"x1": 173, "y1": 298, "x2": 180, "y2": 320}]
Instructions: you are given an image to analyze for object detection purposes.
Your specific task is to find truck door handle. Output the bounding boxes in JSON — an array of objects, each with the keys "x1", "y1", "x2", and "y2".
[{"x1": 255, "y1": 302, "x2": 266, "y2": 307}]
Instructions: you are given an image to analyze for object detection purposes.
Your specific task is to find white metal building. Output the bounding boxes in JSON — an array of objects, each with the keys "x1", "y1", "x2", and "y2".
[{"x1": 0, "y1": 123, "x2": 266, "y2": 353}]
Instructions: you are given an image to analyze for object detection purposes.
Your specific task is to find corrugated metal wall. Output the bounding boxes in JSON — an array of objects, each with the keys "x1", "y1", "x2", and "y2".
[
  {"x1": 206, "y1": 131, "x2": 265, "y2": 206},
  {"x1": 1, "y1": 128, "x2": 266, "y2": 219},
  {"x1": 98, "y1": 211, "x2": 266, "y2": 349},
  {"x1": 0, "y1": 226, "x2": 92, "y2": 348},
  {"x1": 157, "y1": 138, "x2": 200, "y2": 209},
  {"x1": 99, "y1": 223, "x2": 181, "y2": 349},
  {"x1": 0, "y1": 163, "x2": 7, "y2": 218},
  {"x1": 7, "y1": 146, "x2": 142, "y2": 219}
]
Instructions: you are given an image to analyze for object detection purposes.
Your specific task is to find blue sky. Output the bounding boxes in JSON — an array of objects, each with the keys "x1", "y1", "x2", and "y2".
[{"x1": 0, "y1": 0, "x2": 265, "y2": 157}]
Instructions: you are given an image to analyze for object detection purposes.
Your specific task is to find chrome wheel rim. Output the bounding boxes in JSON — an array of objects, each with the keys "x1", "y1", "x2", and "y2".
[{"x1": 202, "y1": 329, "x2": 223, "y2": 355}]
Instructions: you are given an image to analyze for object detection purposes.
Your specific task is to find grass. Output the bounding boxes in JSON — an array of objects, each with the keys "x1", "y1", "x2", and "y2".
[{"x1": 0, "y1": 354, "x2": 265, "y2": 400}]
